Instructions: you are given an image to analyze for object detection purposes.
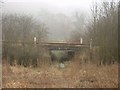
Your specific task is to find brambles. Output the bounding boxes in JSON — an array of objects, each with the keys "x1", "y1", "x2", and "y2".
[{"x1": 2, "y1": 60, "x2": 118, "y2": 88}]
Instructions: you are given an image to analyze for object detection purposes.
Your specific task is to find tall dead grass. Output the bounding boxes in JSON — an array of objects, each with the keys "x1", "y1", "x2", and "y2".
[{"x1": 2, "y1": 56, "x2": 118, "y2": 88}]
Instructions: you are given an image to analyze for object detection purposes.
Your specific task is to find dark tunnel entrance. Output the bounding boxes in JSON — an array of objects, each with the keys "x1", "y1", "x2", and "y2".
[{"x1": 50, "y1": 50, "x2": 75, "y2": 63}]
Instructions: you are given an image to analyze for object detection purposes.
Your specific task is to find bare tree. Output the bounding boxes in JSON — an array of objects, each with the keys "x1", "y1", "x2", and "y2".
[
  {"x1": 69, "y1": 12, "x2": 86, "y2": 43},
  {"x1": 2, "y1": 14, "x2": 48, "y2": 67},
  {"x1": 86, "y1": 1, "x2": 118, "y2": 65}
]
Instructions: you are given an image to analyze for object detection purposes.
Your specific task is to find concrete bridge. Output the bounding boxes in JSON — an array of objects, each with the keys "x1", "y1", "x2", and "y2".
[
  {"x1": 2, "y1": 40, "x2": 91, "y2": 62},
  {"x1": 2, "y1": 40, "x2": 90, "y2": 51},
  {"x1": 2, "y1": 40, "x2": 90, "y2": 50},
  {"x1": 41, "y1": 42, "x2": 90, "y2": 50},
  {"x1": 39, "y1": 42, "x2": 90, "y2": 62}
]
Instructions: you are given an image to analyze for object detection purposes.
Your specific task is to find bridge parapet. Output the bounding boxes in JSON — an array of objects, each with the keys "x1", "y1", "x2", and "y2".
[
  {"x1": 41, "y1": 42, "x2": 90, "y2": 50},
  {"x1": 2, "y1": 40, "x2": 90, "y2": 50}
]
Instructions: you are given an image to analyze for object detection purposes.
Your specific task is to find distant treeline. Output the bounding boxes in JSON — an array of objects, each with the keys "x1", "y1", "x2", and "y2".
[
  {"x1": 88, "y1": 1, "x2": 118, "y2": 65},
  {"x1": 2, "y1": 1, "x2": 118, "y2": 67},
  {"x1": 70, "y1": 1, "x2": 118, "y2": 65},
  {"x1": 2, "y1": 14, "x2": 50, "y2": 67}
]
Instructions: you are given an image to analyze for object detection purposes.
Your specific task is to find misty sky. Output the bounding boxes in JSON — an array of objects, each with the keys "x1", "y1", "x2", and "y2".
[{"x1": 2, "y1": 0, "x2": 97, "y2": 41}]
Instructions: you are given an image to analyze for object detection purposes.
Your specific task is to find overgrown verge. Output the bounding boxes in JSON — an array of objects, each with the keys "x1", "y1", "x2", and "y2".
[{"x1": 2, "y1": 60, "x2": 118, "y2": 88}]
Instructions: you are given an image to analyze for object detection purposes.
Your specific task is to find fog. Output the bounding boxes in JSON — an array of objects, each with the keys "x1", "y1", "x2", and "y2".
[
  {"x1": 2, "y1": 0, "x2": 118, "y2": 88},
  {"x1": 2, "y1": 0, "x2": 93, "y2": 41}
]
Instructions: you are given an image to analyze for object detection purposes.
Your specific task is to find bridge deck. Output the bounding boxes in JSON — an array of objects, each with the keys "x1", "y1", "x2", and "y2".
[
  {"x1": 41, "y1": 42, "x2": 90, "y2": 50},
  {"x1": 2, "y1": 40, "x2": 90, "y2": 50}
]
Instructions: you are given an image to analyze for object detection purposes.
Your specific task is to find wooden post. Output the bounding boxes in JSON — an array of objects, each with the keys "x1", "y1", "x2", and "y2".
[
  {"x1": 80, "y1": 38, "x2": 83, "y2": 44},
  {"x1": 34, "y1": 37, "x2": 37, "y2": 47},
  {"x1": 90, "y1": 39, "x2": 92, "y2": 49},
  {"x1": 90, "y1": 39, "x2": 92, "y2": 62}
]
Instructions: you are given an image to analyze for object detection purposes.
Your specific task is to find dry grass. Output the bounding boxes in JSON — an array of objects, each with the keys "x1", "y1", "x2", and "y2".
[{"x1": 2, "y1": 60, "x2": 118, "y2": 88}]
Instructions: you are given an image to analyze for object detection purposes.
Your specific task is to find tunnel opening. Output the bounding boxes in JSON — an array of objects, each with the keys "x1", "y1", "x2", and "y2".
[{"x1": 50, "y1": 50, "x2": 75, "y2": 63}]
